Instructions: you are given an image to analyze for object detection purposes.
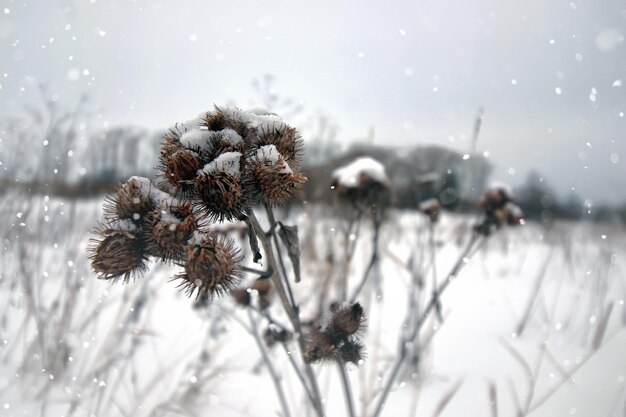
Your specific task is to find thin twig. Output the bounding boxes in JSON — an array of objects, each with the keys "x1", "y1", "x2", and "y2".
[
  {"x1": 247, "y1": 309, "x2": 292, "y2": 417},
  {"x1": 337, "y1": 361, "x2": 356, "y2": 417},
  {"x1": 370, "y1": 233, "x2": 482, "y2": 417},
  {"x1": 247, "y1": 209, "x2": 325, "y2": 417},
  {"x1": 350, "y1": 221, "x2": 381, "y2": 303}
]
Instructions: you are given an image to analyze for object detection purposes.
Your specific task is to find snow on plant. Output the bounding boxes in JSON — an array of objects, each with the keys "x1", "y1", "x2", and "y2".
[
  {"x1": 88, "y1": 105, "x2": 530, "y2": 417},
  {"x1": 89, "y1": 105, "x2": 326, "y2": 417}
]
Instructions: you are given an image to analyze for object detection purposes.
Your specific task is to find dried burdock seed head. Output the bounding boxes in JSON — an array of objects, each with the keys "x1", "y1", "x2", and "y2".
[
  {"x1": 144, "y1": 205, "x2": 198, "y2": 263},
  {"x1": 419, "y1": 198, "x2": 441, "y2": 223},
  {"x1": 176, "y1": 233, "x2": 242, "y2": 299},
  {"x1": 478, "y1": 185, "x2": 514, "y2": 214},
  {"x1": 331, "y1": 157, "x2": 392, "y2": 219},
  {"x1": 254, "y1": 125, "x2": 304, "y2": 169},
  {"x1": 328, "y1": 302, "x2": 365, "y2": 339},
  {"x1": 475, "y1": 184, "x2": 523, "y2": 236},
  {"x1": 192, "y1": 171, "x2": 248, "y2": 222},
  {"x1": 337, "y1": 339, "x2": 366, "y2": 365},
  {"x1": 201, "y1": 106, "x2": 252, "y2": 139},
  {"x1": 304, "y1": 327, "x2": 337, "y2": 364},
  {"x1": 103, "y1": 176, "x2": 158, "y2": 223},
  {"x1": 305, "y1": 302, "x2": 367, "y2": 365},
  {"x1": 179, "y1": 127, "x2": 244, "y2": 163},
  {"x1": 89, "y1": 226, "x2": 147, "y2": 282},
  {"x1": 160, "y1": 148, "x2": 204, "y2": 192},
  {"x1": 245, "y1": 144, "x2": 307, "y2": 206}
]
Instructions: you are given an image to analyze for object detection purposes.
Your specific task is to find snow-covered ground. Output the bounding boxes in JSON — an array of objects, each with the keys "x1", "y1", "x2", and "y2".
[{"x1": 0, "y1": 192, "x2": 624, "y2": 417}]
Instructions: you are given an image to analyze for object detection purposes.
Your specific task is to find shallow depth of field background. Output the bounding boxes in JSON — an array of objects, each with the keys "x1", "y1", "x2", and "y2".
[{"x1": 0, "y1": 1, "x2": 625, "y2": 417}]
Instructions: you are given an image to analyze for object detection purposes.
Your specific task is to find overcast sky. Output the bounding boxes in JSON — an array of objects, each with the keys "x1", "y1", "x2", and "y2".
[{"x1": 1, "y1": 0, "x2": 625, "y2": 203}]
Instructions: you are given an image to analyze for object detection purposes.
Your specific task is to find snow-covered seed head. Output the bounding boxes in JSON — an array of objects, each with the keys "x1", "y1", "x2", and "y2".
[
  {"x1": 246, "y1": 144, "x2": 307, "y2": 206},
  {"x1": 103, "y1": 177, "x2": 156, "y2": 223},
  {"x1": 331, "y1": 157, "x2": 392, "y2": 219},
  {"x1": 192, "y1": 170, "x2": 247, "y2": 222},
  {"x1": 176, "y1": 234, "x2": 242, "y2": 299},
  {"x1": 419, "y1": 198, "x2": 441, "y2": 223},
  {"x1": 254, "y1": 125, "x2": 303, "y2": 169},
  {"x1": 160, "y1": 147, "x2": 204, "y2": 192},
  {"x1": 144, "y1": 203, "x2": 198, "y2": 263},
  {"x1": 89, "y1": 229, "x2": 147, "y2": 282},
  {"x1": 200, "y1": 107, "x2": 251, "y2": 139}
]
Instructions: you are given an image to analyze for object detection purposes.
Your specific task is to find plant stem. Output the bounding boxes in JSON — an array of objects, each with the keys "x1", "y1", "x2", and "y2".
[
  {"x1": 337, "y1": 361, "x2": 356, "y2": 417},
  {"x1": 247, "y1": 209, "x2": 325, "y2": 417},
  {"x1": 349, "y1": 221, "x2": 381, "y2": 303},
  {"x1": 265, "y1": 204, "x2": 299, "y2": 312},
  {"x1": 370, "y1": 233, "x2": 482, "y2": 417},
  {"x1": 247, "y1": 309, "x2": 293, "y2": 417}
]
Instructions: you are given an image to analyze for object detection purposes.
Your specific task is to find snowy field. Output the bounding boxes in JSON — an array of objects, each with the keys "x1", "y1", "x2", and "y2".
[{"x1": 0, "y1": 191, "x2": 624, "y2": 417}]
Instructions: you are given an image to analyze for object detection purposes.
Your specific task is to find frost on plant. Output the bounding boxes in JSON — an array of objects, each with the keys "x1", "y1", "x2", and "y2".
[{"x1": 90, "y1": 105, "x2": 307, "y2": 299}]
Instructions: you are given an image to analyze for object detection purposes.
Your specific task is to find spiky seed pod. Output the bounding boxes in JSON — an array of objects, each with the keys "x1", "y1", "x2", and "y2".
[
  {"x1": 245, "y1": 144, "x2": 307, "y2": 206},
  {"x1": 176, "y1": 234, "x2": 242, "y2": 299},
  {"x1": 253, "y1": 125, "x2": 304, "y2": 169},
  {"x1": 201, "y1": 107, "x2": 252, "y2": 139},
  {"x1": 328, "y1": 302, "x2": 365, "y2": 341},
  {"x1": 305, "y1": 302, "x2": 367, "y2": 364},
  {"x1": 475, "y1": 186, "x2": 522, "y2": 236},
  {"x1": 143, "y1": 206, "x2": 198, "y2": 263},
  {"x1": 198, "y1": 136, "x2": 244, "y2": 164},
  {"x1": 192, "y1": 170, "x2": 248, "y2": 222},
  {"x1": 103, "y1": 177, "x2": 156, "y2": 223},
  {"x1": 337, "y1": 339, "x2": 366, "y2": 365},
  {"x1": 89, "y1": 228, "x2": 147, "y2": 282},
  {"x1": 304, "y1": 327, "x2": 337, "y2": 364},
  {"x1": 159, "y1": 148, "x2": 204, "y2": 193}
]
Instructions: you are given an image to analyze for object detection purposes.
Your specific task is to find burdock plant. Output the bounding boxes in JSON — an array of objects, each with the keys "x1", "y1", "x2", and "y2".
[{"x1": 89, "y1": 105, "x2": 334, "y2": 417}]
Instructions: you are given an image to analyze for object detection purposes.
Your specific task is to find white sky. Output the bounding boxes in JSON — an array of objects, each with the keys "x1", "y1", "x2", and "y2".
[{"x1": 1, "y1": 0, "x2": 625, "y2": 203}]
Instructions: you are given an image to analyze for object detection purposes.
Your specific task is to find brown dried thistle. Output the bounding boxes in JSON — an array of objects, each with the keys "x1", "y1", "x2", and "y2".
[
  {"x1": 304, "y1": 302, "x2": 366, "y2": 364},
  {"x1": 92, "y1": 106, "x2": 307, "y2": 301},
  {"x1": 252, "y1": 125, "x2": 304, "y2": 169},
  {"x1": 245, "y1": 144, "x2": 307, "y2": 206},
  {"x1": 175, "y1": 233, "x2": 243, "y2": 300},
  {"x1": 192, "y1": 168, "x2": 248, "y2": 222},
  {"x1": 143, "y1": 202, "x2": 199, "y2": 263},
  {"x1": 103, "y1": 177, "x2": 158, "y2": 224},
  {"x1": 475, "y1": 185, "x2": 524, "y2": 236},
  {"x1": 89, "y1": 225, "x2": 148, "y2": 282}
]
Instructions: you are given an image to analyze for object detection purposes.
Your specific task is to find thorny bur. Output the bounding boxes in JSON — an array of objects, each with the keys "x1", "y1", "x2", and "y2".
[{"x1": 90, "y1": 106, "x2": 307, "y2": 300}]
